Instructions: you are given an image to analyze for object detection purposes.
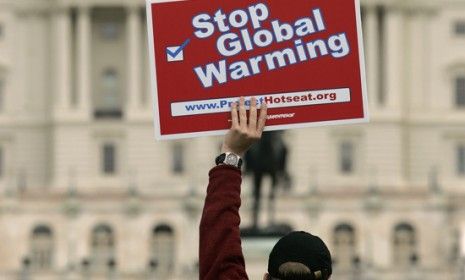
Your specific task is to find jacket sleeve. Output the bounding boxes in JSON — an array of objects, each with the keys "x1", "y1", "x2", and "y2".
[{"x1": 199, "y1": 165, "x2": 249, "y2": 280}]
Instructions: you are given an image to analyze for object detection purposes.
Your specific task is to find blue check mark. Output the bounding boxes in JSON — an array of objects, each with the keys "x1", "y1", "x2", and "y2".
[{"x1": 166, "y1": 38, "x2": 191, "y2": 58}]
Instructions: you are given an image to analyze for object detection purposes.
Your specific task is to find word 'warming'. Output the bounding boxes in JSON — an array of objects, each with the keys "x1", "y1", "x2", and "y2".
[{"x1": 191, "y1": 3, "x2": 351, "y2": 88}]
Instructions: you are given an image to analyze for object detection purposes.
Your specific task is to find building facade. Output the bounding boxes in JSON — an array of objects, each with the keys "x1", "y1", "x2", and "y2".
[{"x1": 0, "y1": 0, "x2": 465, "y2": 279}]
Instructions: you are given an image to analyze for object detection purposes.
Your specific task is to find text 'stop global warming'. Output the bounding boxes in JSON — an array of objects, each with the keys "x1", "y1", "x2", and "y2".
[{"x1": 146, "y1": 0, "x2": 368, "y2": 140}]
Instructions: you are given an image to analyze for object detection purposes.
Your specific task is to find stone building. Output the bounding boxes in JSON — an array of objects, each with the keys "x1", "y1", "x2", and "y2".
[{"x1": 0, "y1": 0, "x2": 464, "y2": 279}]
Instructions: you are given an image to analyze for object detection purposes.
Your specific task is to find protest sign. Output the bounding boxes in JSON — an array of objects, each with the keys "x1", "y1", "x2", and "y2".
[{"x1": 146, "y1": 0, "x2": 368, "y2": 140}]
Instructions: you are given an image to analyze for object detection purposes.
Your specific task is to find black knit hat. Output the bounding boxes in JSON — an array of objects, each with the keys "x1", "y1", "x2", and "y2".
[{"x1": 268, "y1": 231, "x2": 332, "y2": 280}]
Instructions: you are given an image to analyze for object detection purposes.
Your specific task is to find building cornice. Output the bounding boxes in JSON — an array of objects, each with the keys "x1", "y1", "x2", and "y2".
[
  {"x1": 361, "y1": 0, "x2": 463, "y2": 11},
  {"x1": 0, "y1": 0, "x2": 146, "y2": 12}
]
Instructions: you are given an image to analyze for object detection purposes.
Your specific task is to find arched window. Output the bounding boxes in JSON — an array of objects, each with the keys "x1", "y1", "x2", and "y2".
[
  {"x1": 150, "y1": 224, "x2": 175, "y2": 276},
  {"x1": 91, "y1": 224, "x2": 115, "y2": 269},
  {"x1": 333, "y1": 223, "x2": 358, "y2": 269},
  {"x1": 393, "y1": 223, "x2": 418, "y2": 266},
  {"x1": 30, "y1": 225, "x2": 53, "y2": 270}
]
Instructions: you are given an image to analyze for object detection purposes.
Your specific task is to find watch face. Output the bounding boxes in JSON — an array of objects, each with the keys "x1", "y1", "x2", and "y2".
[{"x1": 225, "y1": 154, "x2": 239, "y2": 166}]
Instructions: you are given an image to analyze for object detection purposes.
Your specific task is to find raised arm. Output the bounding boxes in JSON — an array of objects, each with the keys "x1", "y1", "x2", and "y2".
[{"x1": 199, "y1": 97, "x2": 267, "y2": 280}]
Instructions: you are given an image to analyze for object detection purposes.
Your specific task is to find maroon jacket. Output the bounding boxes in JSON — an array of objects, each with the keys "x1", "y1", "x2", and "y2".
[{"x1": 199, "y1": 165, "x2": 249, "y2": 280}]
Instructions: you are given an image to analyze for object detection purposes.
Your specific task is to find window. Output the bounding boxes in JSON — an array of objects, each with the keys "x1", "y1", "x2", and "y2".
[
  {"x1": 100, "y1": 22, "x2": 120, "y2": 40},
  {"x1": 102, "y1": 68, "x2": 119, "y2": 109},
  {"x1": 150, "y1": 224, "x2": 175, "y2": 276},
  {"x1": 455, "y1": 76, "x2": 465, "y2": 107},
  {"x1": 172, "y1": 143, "x2": 184, "y2": 174},
  {"x1": 333, "y1": 223, "x2": 358, "y2": 269},
  {"x1": 102, "y1": 143, "x2": 117, "y2": 175},
  {"x1": 393, "y1": 223, "x2": 418, "y2": 266},
  {"x1": 91, "y1": 224, "x2": 115, "y2": 269},
  {"x1": 0, "y1": 23, "x2": 3, "y2": 39},
  {"x1": 339, "y1": 141, "x2": 355, "y2": 174},
  {"x1": 95, "y1": 68, "x2": 122, "y2": 119},
  {"x1": 454, "y1": 21, "x2": 465, "y2": 35},
  {"x1": 30, "y1": 225, "x2": 53, "y2": 270},
  {"x1": 457, "y1": 144, "x2": 465, "y2": 176}
]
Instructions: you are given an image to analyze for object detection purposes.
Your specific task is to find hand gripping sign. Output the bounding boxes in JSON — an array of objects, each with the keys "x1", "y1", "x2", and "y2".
[{"x1": 146, "y1": 0, "x2": 368, "y2": 140}]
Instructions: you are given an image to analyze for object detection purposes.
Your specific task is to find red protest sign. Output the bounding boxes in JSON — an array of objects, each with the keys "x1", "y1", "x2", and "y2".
[{"x1": 146, "y1": 0, "x2": 368, "y2": 140}]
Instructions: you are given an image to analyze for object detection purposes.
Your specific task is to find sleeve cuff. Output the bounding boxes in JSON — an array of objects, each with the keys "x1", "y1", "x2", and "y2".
[{"x1": 209, "y1": 164, "x2": 242, "y2": 177}]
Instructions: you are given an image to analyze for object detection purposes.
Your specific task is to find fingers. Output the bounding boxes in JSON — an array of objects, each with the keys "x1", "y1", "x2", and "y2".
[
  {"x1": 249, "y1": 97, "x2": 257, "y2": 131},
  {"x1": 231, "y1": 96, "x2": 266, "y2": 136},
  {"x1": 257, "y1": 101, "x2": 268, "y2": 134},
  {"x1": 231, "y1": 102, "x2": 239, "y2": 128},
  {"x1": 239, "y1": 97, "x2": 247, "y2": 131}
]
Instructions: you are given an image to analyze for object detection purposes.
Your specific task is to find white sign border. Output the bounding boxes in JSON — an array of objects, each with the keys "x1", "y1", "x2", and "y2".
[{"x1": 146, "y1": 0, "x2": 369, "y2": 141}]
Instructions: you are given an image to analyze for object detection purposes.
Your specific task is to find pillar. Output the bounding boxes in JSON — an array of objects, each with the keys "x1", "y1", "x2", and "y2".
[{"x1": 76, "y1": 6, "x2": 91, "y2": 118}]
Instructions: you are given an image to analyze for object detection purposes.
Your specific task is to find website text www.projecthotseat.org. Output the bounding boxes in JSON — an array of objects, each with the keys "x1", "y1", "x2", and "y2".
[{"x1": 170, "y1": 88, "x2": 351, "y2": 117}]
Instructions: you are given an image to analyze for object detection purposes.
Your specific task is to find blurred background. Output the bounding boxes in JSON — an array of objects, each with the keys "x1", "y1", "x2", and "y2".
[{"x1": 0, "y1": 0, "x2": 465, "y2": 279}]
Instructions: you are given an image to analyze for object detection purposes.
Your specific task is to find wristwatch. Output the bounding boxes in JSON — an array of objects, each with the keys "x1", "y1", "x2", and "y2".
[{"x1": 215, "y1": 152, "x2": 243, "y2": 168}]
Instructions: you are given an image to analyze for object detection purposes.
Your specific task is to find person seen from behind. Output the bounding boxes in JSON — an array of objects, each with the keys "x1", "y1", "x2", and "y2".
[{"x1": 199, "y1": 97, "x2": 332, "y2": 280}]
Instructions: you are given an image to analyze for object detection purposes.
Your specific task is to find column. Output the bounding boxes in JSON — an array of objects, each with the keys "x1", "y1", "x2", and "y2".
[
  {"x1": 144, "y1": 18, "x2": 153, "y2": 112},
  {"x1": 386, "y1": 8, "x2": 409, "y2": 183},
  {"x1": 460, "y1": 223, "x2": 465, "y2": 258},
  {"x1": 385, "y1": 7, "x2": 404, "y2": 112},
  {"x1": 409, "y1": 12, "x2": 426, "y2": 111},
  {"x1": 53, "y1": 8, "x2": 72, "y2": 116},
  {"x1": 76, "y1": 6, "x2": 91, "y2": 118},
  {"x1": 126, "y1": 6, "x2": 142, "y2": 118},
  {"x1": 364, "y1": 6, "x2": 380, "y2": 110}
]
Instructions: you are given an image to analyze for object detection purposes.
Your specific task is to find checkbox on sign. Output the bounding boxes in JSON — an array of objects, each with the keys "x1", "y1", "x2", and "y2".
[
  {"x1": 166, "y1": 39, "x2": 190, "y2": 62},
  {"x1": 166, "y1": 46, "x2": 184, "y2": 61}
]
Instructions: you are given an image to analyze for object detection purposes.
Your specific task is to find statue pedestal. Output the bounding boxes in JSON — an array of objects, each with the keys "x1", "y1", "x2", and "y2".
[
  {"x1": 241, "y1": 236, "x2": 279, "y2": 278},
  {"x1": 240, "y1": 224, "x2": 293, "y2": 278},
  {"x1": 242, "y1": 236, "x2": 279, "y2": 259},
  {"x1": 241, "y1": 223, "x2": 293, "y2": 238}
]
